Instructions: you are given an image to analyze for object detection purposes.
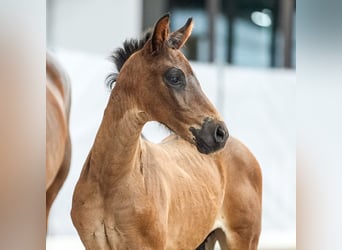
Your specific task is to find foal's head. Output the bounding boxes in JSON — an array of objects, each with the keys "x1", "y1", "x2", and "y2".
[{"x1": 109, "y1": 14, "x2": 228, "y2": 154}]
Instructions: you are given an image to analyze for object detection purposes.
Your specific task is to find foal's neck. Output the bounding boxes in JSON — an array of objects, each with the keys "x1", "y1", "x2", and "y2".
[{"x1": 90, "y1": 88, "x2": 147, "y2": 181}]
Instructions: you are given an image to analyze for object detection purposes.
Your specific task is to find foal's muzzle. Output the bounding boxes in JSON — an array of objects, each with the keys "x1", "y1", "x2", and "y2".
[{"x1": 190, "y1": 118, "x2": 229, "y2": 154}]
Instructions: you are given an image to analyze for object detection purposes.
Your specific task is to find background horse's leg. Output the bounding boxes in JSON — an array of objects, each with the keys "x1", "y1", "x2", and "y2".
[
  {"x1": 46, "y1": 133, "x2": 71, "y2": 228},
  {"x1": 215, "y1": 228, "x2": 229, "y2": 250},
  {"x1": 196, "y1": 243, "x2": 205, "y2": 250},
  {"x1": 196, "y1": 230, "x2": 225, "y2": 250}
]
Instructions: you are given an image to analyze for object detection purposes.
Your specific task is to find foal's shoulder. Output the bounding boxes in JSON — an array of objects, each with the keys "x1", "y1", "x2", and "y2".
[{"x1": 223, "y1": 136, "x2": 262, "y2": 182}]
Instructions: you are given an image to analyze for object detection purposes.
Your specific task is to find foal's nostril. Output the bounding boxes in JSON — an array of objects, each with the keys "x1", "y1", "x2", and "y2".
[
  {"x1": 190, "y1": 119, "x2": 229, "y2": 154},
  {"x1": 214, "y1": 126, "x2": 226, "y2": 143}
]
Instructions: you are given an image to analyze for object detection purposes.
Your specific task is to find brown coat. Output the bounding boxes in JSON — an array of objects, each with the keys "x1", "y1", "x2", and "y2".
[
  {"x1": 71, "y1": 14, "x2": 262, "y2": 250},
  {"x1": 46, "y1": 52, "x2": 71, "y2": 227}
]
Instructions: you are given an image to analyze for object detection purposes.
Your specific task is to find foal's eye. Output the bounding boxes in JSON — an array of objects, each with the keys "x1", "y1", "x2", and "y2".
[{"x1": 164, "y1": 67, "x2": 186, "y2": 88}]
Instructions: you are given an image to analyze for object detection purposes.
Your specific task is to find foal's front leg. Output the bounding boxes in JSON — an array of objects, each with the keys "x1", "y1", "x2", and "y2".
[
  {"x1": 224, "y1": 229, "x2": 260, "y2": 250},
  {"x1": 197, "y1": 227, "x2": 259, "y2": 250}
]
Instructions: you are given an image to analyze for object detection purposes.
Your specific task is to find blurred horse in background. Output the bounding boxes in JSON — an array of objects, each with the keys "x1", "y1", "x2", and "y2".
[{"x1": 46, "y1": 52, "x2": 71, "y2": 229}]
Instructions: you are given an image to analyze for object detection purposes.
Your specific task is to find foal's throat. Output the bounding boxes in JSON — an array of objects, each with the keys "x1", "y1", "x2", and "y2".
[{"x1": 90, "y1": 92, "x2": 147, "y2": 179}]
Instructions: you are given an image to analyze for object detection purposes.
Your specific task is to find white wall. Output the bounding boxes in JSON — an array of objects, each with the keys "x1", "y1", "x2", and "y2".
[{"x1": 47, "y1": 0, "x2": 142, "y2": 56}]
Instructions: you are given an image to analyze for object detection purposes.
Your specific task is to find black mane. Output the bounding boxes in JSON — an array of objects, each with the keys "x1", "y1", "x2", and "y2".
[{"x1": 106, "y1": 30, "x2": 152, "y2": 89}]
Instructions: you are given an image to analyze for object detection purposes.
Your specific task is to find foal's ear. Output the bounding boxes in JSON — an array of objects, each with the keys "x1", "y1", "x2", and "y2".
[
  {"x1": 150, "y1": 13, "x2": 170, "y2": 53},
  {"x1": 168, "y1": 17, "x2": 193, "y2": 49}
]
